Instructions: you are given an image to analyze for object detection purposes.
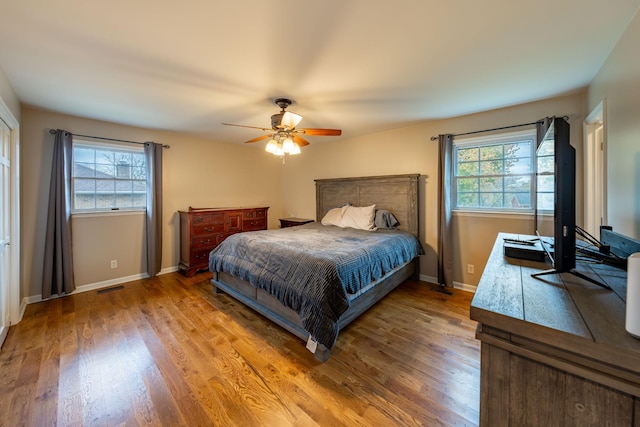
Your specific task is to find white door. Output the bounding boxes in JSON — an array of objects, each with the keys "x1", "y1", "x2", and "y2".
[
  {"x1": 0, "y1": 118, "x2": 10, "y2": 343},
  {"x1": 584, "y1": 101, "x2": 606, "y2": 240}
]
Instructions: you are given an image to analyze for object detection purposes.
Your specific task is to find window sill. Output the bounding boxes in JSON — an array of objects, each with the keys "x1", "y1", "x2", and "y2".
[
  {"x1": 71, "y1": 209, "x2": 146, "y2": 219},
  {"x1": 453, "y1": 209, "x2": 536, "y2": 220}
]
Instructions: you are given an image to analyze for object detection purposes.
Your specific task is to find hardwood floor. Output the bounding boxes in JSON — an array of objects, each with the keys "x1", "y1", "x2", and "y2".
[{"x1": 0, "y1": 273, "x2": 480, "y2": 426}]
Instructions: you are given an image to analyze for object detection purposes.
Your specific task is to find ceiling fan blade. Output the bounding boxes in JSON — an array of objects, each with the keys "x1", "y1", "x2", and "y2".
[
  {"x1": 292, "y1": 134, "x2": 310, "y2": 146},
  {"x1": 222, "y1": 123, "x2": 272, "y2": 132},
  {"x1": 244, "y1": 134, "x2": 272, "y2": 144},
  {"x1": 297, "y1": 128, "x2": 342, "y2": 136}
]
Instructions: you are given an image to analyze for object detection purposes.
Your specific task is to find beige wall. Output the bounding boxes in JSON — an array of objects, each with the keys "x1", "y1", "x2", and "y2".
[
  {"x1": 588, "y1": 9, "x2": 640, "y2": 240},
  {"x1": 21, "y1": 107, "x2": 283, "y2": 298},
  {"x1": 281, "y1": 92, "x2": 586, "y2": 286},
  {"x1": 72, "y1": 212, "x2": 146, "y2": 285}
]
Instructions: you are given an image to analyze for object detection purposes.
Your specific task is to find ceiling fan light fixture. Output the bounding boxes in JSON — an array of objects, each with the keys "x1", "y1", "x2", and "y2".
[
  {"x1": 289, "y1": 143, "x2": 301, "y2": 155},
  {"x1": 265, "y1": 138, "x2": 278, "y2": 154},
  {"x1": 282, "y1": 136, "x2": 295, "y2": 153}
]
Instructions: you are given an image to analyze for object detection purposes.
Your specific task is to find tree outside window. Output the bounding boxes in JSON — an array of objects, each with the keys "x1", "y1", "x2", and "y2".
[{"x1": 454, "y1": 131, "x2": 535, "y2": 211}]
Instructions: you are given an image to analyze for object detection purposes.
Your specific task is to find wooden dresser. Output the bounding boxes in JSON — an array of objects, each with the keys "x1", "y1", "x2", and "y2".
[
  {"x1": 471, "y1": 233, "x2": 640, "y2": 426},
  {"x1": 179, "y1": 207, "x2": 268, "y2": 276}
]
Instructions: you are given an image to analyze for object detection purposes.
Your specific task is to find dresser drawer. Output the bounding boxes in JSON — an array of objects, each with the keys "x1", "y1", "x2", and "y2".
[
  {"x1": 243, "y1": 218, "x2": 267, "y2": 231},
  {"x1": 190, "y1": 249, "x2": 211, "y2": 265},
  {"x1": 193, "y1": 223, "x2": 225, "y2": 236},
  {"x1": 243, "y1": 208, "x2": 267, "y2": 219},
  {"x1": 191, "y1": 235, "x2": 217, "y2": 249},
  {"x1": 191, "y1": 212, "x2": 225, "y2": 226}
]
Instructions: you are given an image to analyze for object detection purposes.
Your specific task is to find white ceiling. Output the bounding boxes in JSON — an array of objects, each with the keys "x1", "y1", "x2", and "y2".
[{"x1": 1, "y1": 0, "x2": 639, "y2": 145}]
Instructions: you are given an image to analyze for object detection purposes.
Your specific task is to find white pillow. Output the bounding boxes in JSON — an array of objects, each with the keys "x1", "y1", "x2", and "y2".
[
  {"x1": 321, "y1": 205, "x2": 348, "y2": 226},
  {"x1": 340, "y1": 205, "x2": 376, "y2": 231}
]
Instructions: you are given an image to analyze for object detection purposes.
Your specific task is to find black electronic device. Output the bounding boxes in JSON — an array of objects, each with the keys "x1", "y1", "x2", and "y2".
[
  {"x1": 503, "y1": 239, "x2": 547, "y2": 262},
  {"x1": 531, "y1": 117, "x2": 611, "y2": 289}
]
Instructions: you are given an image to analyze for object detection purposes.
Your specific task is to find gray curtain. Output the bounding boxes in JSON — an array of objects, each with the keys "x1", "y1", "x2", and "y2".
[
  {"x1": 437, "y1": 134, "x2": 454, "y2": 287},
  {"x1": 145, "y1": 142, "x2": 163, "y2": 277},
  {"x1": 42, "y1": 129, "x2": 75, "y2": 298}
]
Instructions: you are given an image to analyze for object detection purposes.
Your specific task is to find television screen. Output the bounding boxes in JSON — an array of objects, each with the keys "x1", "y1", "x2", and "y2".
[
  {"x1": 534, "y1": 117, "x2": 575, "y2": 272},
  {"x1": 532, "y1": 117, "x2": 610, "y2": 289},
  {"x1": 535, "y1": 122, "x2": 556, "y2": 240}
]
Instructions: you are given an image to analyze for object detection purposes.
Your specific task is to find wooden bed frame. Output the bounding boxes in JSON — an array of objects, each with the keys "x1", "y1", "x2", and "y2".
[{"x1": 211, "y1": 174, "x2": 420, "y2": 361}]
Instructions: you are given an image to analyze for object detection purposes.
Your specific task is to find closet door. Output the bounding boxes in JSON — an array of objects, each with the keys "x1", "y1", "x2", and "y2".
[{"x1": 0, "y1": 118, "x2": 10, "y2": 342}]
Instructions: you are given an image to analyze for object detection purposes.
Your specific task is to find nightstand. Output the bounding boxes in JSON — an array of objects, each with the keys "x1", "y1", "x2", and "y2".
[{"x1": 279, "y1": 217, "x2": 314, "y2": 228}]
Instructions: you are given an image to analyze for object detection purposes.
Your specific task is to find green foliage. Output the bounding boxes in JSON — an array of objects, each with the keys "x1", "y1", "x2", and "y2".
[{"x1": 454, "y1": 138, "x2": 533, "y2": 209}]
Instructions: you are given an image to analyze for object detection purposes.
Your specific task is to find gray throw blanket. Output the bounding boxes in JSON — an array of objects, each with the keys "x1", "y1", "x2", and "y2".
[{"x1": 209, "y1": 222, "x2": 423, "y2": 349}]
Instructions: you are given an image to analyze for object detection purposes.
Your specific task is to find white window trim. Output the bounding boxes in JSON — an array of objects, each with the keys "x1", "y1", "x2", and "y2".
[
  {"x1": 453, "y1": 129, "x2": 536, "y2": 148},
  {"x1": 72, "y1": 209, "x2": 146, "y2": 218}
]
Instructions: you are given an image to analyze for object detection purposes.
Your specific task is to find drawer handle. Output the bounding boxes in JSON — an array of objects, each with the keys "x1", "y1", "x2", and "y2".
[
  {"x1": 204, "y1": 227, "x2": 214, "y2": 232},
  {"x1": 195, "y1": 253, "x2": 207, "y2": 259},
  {"x1": 200, "y1": 239, "x2": 211, "y2": 245}
]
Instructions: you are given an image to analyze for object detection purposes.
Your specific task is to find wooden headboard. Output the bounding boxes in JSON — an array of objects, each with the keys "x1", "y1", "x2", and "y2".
[{"x1": 315, "y1": 174, "x2": 420, "y2": 236}]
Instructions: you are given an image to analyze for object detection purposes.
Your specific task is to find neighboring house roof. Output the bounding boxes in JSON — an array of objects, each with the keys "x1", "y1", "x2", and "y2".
[
  {"x1": 73, "y1": 164, "x2": 144, "y2": 193},
  {"x1": 74, "y1": 163, "x2": 114, "y2": 179}
]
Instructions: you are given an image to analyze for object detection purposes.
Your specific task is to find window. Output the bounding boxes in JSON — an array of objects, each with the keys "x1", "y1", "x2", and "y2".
[
  {"x1": 453, "y1": 130, "x2": 535, "y2": 211},
  {"x1": 72, "y1": 140, "x2": 146, "y2": 211},
  {"x1": 535, "y1": 139, "x2": 555, "y2": 211}
]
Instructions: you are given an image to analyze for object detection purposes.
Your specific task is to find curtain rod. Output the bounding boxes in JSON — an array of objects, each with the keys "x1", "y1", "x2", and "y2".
[
  {"x1": 429, "y1": 121, "x2": 541, "y2": 141},
  {"x1": 429, "y1": 115, "x2": 569, "y2": 141},
  {"x1": 48, "y1": 129, "x2": 170, "y2": 148}
]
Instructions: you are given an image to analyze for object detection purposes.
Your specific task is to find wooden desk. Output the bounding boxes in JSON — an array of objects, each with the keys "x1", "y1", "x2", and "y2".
[{"x1": 470, "y1": 233, "x2": 640, "y2": 426}]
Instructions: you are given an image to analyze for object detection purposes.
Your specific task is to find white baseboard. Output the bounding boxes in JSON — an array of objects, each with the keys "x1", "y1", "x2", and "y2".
[
  {"x1": 0, "y1": 326, "x2": 7, "y2": 350},
  {"x1": 23, "y1": 272, "x2": 151, "y2": 305},
  {"x1": 159, "y1": 266, "x2": 179, "y2": 275},
  {"x1": 419, "y1": 274, "x2": 439, "y2": 285},
  {"x1": 452, "y1": 281, "x2": 477, "y2": 293},
  {"x1": 419, "y1": 273, "x2": 476, "y2": 293},
  {"x1": 22, "y1": 266, "x2": 182, "y2": 307},
  {"x1": 18, "y1": 300, "x2": 27, "y2": 322}
]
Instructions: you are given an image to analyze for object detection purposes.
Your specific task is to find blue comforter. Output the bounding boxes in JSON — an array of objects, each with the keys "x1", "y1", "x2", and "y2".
[{"x1": 208, "y1": 222, "x2": 423, "y2": 349}]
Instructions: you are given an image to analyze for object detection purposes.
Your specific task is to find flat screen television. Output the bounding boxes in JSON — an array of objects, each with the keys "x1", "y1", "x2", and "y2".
[{"x1": 532, "y1": 117, "x2": 610, "y2": 289}]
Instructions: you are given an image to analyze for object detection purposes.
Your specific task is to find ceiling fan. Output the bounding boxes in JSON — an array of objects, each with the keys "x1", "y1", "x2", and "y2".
[{"x1": 222, "y1": 98, "x2": 342, "y2": 156}]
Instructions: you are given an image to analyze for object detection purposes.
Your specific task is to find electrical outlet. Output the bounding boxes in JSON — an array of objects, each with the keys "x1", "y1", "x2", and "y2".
[
  {"x1": 467, "y1": 264, "x2": 474, "y2": 274},
  {"x1": 110, "y1": 260, "x2": 118, "y2": 269}
]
